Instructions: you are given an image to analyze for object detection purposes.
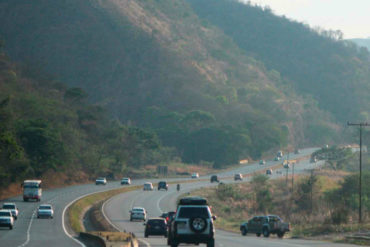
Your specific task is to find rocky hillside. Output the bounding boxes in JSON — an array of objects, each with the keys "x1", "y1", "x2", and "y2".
[{"x1": 0, "y1": 0, "x2": 363, "y2": 167}]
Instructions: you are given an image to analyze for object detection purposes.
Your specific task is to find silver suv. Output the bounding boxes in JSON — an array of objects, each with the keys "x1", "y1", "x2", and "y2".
[{"x1": 168, "y1": 197, "x2": 215, "y2": 247}]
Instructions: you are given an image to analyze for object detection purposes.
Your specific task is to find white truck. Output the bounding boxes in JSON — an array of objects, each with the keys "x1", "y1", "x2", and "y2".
[{"x1": 22, "y1": 180, "x2": 42, "y2": 202}]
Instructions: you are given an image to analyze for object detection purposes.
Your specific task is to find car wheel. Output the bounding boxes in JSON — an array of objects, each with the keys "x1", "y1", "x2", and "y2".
[
  {"x1": 51, "y1": 216, "x2": 53, "y2": 219},
  {"x1": 207, "y1": 239, "x2": 215, "y2": 247},
  {"x1": 256, "y1": 233, "x2": 261, "y2": 237},
  {"x1": 145, "y1": 234, "x2": 148, "y2": 238},
  {"x1": 130, "y1": 218, "x2": 132, "y2": 222},
  {"x1": 170, "y1": 242, "x2": 178, "y2": 247},
  {"x1": 14, "y1": 216, "x2": 17, "y2": 220},
  {"x1": 241, "y1": 227, "x2": 247, "y2": 236},
  {"x1": 263, "y1": 227, "x2": 270, "y2": 238},
  {"x1": 277, "y1": 231, "x2": 285, "y2": 238},
  {"x1": 189, "y1": 217, "x2": 207, "y2": 233}
]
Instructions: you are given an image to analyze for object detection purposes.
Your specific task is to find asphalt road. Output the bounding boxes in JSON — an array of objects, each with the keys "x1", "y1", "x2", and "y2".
[
  {"x1": 0, "y1": 147, "x2": 348, "y2": 247},
  {"x1": 103, "y1": 177, "x2": 358, "y2": 247}
]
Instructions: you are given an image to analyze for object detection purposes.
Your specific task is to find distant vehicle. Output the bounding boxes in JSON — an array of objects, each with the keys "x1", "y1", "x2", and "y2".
[
  {"x1": 0, "y1": 209, "x2": 14, "y2": 229},
  {"x1": 266, "y1": 169, "x2": 272, "y2": 175},
  {"x1": 168, "y1": 197, "x2": 216, "y2": 247},
  {"x1": 210, "y1": 175, "x2": 219, "y2": 183},
  {"x1": 120, "y1": 177, "x2": 131, "y2": 185},
  {"x1": 191, "y1": 173, "x2": 199, "y2": 179},
  {"x1": 274, "y1": 156, "x2": 280, "y2": 161},
  {"x1": 259, "y1": 160, "x2": 266, "y2": 165},
  {"x1": 95, "y1": 177, "x2": 107, "y2": 185},
  {"x1": 240, "y1": 215, "x2": 290, "y2": 238},
  {"x1": 283, "y1": 163, "x2": 290, "y2": 169},
  {"x1": 37, "y1": 204, "x2": 54, "y2": 219},
  {"x1": 159, "y1": 211, "x2": 176, "y2": 223},
  {"x1": 234, "y1": 173, "x2": 243, "y2": 181},
  {"x1": 177, "y1": 184, "x2": 181, "y2": 191},
  {"x1": 130, "y1": 207, "x2": 146, "y2": 221},
  {"x1": 22, "y1": 180, "x2": 42, "y2": 202},
  {"x1": 143, "y1": 182, "x2": 154, "y2": 191},
  {"x1": 294, "y1": 149, "x2": 300, "y2": 154},
  {"x1": 144, "y1": 217, "x2": 168, "y2": 238},
  {"x1": 2, "y1": 203, "x2": 18, "y2": 220},
  {"x1": 158, "y1": 181, "x2": 169, "y2": 191},
  {"x1": 277, "y1": 151, "x2": 283, "y2": 158}
]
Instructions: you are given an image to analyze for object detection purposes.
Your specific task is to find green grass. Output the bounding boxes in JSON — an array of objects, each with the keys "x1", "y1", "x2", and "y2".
[{"x1": 68, "y1": 185, "x2": 141, "y2": 233}]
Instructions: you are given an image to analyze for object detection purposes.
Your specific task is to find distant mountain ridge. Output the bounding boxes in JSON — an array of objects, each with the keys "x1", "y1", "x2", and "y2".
[{"x1": 350, "y1": 38, "x2": 370, "y2": 50}]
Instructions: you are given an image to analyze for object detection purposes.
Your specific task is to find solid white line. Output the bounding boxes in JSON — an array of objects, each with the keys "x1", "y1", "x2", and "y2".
[
  {"x1": 61, "y1": 186, "x2": 125, "y2": 247},
  {"x1": 102, "y1": 197, "x2": 121, "y2": 231}
]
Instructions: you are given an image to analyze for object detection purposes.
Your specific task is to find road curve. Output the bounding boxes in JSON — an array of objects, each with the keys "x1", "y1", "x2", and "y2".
[
  {"x1": 103, "y1": 153, "x2": 358, "y2": 247},
  {"x1": 0, "y1": 147, "x2": 326, "y2": 247}
]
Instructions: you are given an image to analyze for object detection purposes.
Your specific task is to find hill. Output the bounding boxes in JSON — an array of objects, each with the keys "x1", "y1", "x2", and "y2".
[
  {"x1": 0, "y1": 0, "x2": 360, "y2": 167},
  {"x1": 350, "y1": 38, "x2": 370, "y2": 51},
  {"x1": 0, "y1": 48, "x2": 168, "y2": 191},
  {"x1": 186, "y1": 0, "x2": 370, "y2": 122}
]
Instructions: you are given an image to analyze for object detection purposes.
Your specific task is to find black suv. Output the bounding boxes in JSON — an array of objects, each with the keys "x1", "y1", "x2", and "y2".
[
  {"x1": 168, "y1": 197, "x2": 215, "y2": 247},
  {"x1": 158, "y1": 181, "x2": 168, "y2": 191}
]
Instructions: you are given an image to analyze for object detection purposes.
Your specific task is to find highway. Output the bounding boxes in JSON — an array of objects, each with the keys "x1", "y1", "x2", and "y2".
[{"x1": 0, "y1": 148, "x2": 354, "y2": 247}]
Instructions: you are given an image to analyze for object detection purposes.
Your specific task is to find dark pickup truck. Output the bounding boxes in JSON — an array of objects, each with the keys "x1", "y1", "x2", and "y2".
[{"x1": 240, "y1": 215, "x2": 290, "y2": 238}]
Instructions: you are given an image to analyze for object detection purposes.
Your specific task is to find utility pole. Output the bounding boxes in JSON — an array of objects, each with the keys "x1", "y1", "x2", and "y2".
[
  {"x1": 347, "y1": 122, "x2": 369, "y2": 224},
  {"x1": 291, "y1": 161, "x2": 295, "y2": 193}
]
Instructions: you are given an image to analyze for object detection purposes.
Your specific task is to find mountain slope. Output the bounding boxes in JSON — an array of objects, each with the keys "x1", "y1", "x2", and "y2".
[
  {"x1": 0, "y1": 0, "x2": 346, "y2": 166},
  {"x1": 187, "y1": 0, "x2": 370, "y2": 122}
]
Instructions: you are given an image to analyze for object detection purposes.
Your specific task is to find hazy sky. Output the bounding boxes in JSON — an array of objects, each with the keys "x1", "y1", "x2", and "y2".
[{"x1": 243, "y1": 0, "x2": 370, "y2": 39}]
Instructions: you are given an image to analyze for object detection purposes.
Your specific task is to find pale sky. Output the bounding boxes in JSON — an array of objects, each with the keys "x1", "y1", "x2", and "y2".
[{"x1": 242, "y1": 0, "x2": 370, "y2": 39}]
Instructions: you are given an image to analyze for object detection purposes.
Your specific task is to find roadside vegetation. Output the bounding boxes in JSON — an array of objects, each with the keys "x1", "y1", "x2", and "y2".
[{"x1": 191, "y1": 168, "x2": 370, "y2": 238}]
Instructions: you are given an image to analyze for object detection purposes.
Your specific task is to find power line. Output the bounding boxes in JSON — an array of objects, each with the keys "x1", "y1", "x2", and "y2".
[{"x1": 347, "y1": 122, "x2": 369, "y2": 224}]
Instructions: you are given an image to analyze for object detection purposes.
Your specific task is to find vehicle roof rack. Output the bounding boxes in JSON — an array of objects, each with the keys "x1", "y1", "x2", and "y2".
[{"x1": 178, "y1": 196, "x2": 208, "y2": 205}]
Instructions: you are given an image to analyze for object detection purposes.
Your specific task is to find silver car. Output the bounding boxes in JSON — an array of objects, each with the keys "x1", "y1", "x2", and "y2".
[
  {"x1": 37, "y1": 204, "x2": 54, "y2": 219},
  {"x1": 2, "y1": 203, "x2": 19, "y2": 220},
  {"x1": 0, "y1": 209, "x2": 14, "y2": 229},
  {"x1": 130, "y1": 207, "x2": 146, "y2": 221}
]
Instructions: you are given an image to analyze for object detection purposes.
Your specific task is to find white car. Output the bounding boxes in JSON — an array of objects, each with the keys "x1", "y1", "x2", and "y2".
[
  {"x1": 191, "y1": 173, "x2": 199, "y2": 179},
  {"x1": 0, "y1": 209, "x2": 14, "y2": 229},
  {"x1": 2, "y1": 203, "x2": 19, "y2": 220},
  {"x1": 95, "y1": 177, "x2": 107, "y2": 185},
  {"x1": 130, "y1": 207, "x2": 146, "y2": 221},
  {"x1": 259, "y1": 160, "x2": 266, "y2": 165},
  {"x1": 37, "y1": 204, "x2": 54, "y2": 219},
  {"x1": 143, "y1": 182, "x2": 154, "y2": 191},
  {"x1": 121, "y1": 177, "x2": 131, "y2": 185}
]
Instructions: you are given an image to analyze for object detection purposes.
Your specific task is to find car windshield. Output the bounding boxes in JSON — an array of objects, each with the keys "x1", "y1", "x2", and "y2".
[
  {"x1": 97, "y1": 178, "x2": 105, "y2": 180},
  {"x1": 159, "y1": 182, "x2": 166, "y2": 185},
  {"x1": 133, "y1": 208, "x2": 144, "y2": 212},
  {"x1": 0, "y1": 211, "x2": 11, "y2": 217},
  {"x1": 148, "y1": 219, "x2": 166, "y2": 226},
  {"x1": 178, "y1": 207, "x2": 210, "y2": 218},
  {"x1": 23, "y1": 182, "x2": 40, "y2": 188},
  {"x1": 39, "y1": 205, "x2": 52, "y2": 210},
  {"x1": 3, "y1": 205, "x2": 15, "y2": 209}
]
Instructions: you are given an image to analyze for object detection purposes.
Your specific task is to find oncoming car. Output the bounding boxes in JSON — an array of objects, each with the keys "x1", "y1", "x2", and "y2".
[
  {"x1": 95, "y1": 177, "x2": 107, "y2": 185},
  {"x1": 191, "y1": 173, "x2": 199, "y2": 179},
  {"x1": 121, "y1": 177, "x2": 131, "y2": 185},
  {"x1": 143, "y1": 182, "x2": 154, "y2": 191},
  {"x1": 2, "y1": 203, "x2": 19, "y2": 220},
  {"x1": 130, "y1": 207, "x2": 146, "y2": 221},
  {"x1": 0, "y1": 209, "x2": 14, "y2": 229},
  {"x1": 37, "y1": 204, "x2": 54, "y2": 219}
]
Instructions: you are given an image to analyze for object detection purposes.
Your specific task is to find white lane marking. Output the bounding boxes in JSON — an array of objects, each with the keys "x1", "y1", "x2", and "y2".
[
  {"x1": 17, "y1": 209, "x2": 36, "y2": 247},
  {"x1": 156, "y1": 190, "x2": 176, "y2": 213},
  {"x1": 102, "y1": 197, "x2": 121, "y2": 231},
  {"x1": 62, "y1": 186, "x2": 124, "y2": 247}
]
